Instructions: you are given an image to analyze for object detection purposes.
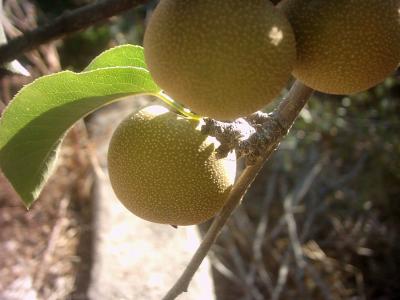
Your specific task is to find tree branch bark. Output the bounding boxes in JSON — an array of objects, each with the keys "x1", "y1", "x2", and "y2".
[
  {"x1": 0, "y1": 0, "x2": 148, "y2": 65},
  {"x1": 162, "y1": 80, "x2": 314, "y2": 300}
]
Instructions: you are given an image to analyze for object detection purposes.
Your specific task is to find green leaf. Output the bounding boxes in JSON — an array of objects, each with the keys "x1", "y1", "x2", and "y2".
[
  {"x1": 0, "y1": 45, "x2": 160, "y2": 207},
  {"x1": 85, "y1": 44, "x2": 147, "y2": 71}
]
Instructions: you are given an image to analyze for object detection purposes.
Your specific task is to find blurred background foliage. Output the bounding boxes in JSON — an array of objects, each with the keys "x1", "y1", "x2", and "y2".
[{"x1": 0, "y1": 0, "x2": 399, "y2": 299}]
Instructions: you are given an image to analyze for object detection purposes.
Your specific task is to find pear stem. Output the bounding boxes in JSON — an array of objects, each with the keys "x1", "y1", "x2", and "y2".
[{"x1": 154, "y1": 92, "x2": 202, "y2": 120}]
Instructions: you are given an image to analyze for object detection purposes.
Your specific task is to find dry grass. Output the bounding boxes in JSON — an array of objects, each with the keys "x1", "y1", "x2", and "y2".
[
  {"x1": 209, "y1": 139, "x2": 400, "y2": 300},
  {"x1": 0, "y1": 122, "x2": 94, "y2": 299},
  {"x1": 0, "y1": 2, "x2": 96, "y2": 297}
]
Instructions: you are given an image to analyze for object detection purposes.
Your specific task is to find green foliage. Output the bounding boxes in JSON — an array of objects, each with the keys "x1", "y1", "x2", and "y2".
[
  {"x1": 59, "y1": 26, "x2": 112, "y2": 70},
  {"x1": 34, "y1": 0, "x2": 85, "y2": 19},
  {"x1": 282, "y1": 76, "x2": 400, "y2": 219},
  {"x1": 85, "y1": 44, "x2": 146, "y2": 70},
  {"x1": 0, "y1": 45, "x2": 160, "y2": 207}
]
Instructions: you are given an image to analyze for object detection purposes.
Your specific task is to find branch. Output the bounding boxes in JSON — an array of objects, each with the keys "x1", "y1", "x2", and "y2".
[
  {"x1": 162, "y1": 80, "x2": 314, "y2": 300},
  {"x1": 0, "y1": 0, "x2": 148, "y2": 65},
  {"x1": 202, "y1": 82, "x2": 314, "y2": 164}
]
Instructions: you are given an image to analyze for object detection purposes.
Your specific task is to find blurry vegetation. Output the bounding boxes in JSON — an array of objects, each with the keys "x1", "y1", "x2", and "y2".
[
  {"x1": 1, "y1": 0, "x2": 399, "y2": 299},
  {"x1": 31, "y1": 0, "x2": 155, "y2": 71},
  {"x1": 210, "y1": 77, "x2": 400, "y2": 299},
  {"x1": 34, "y1": 0, "x2": 91, "y2": 18},
  {"x1": 59, "y1": 26, "x2": 112, "y2": 70}
]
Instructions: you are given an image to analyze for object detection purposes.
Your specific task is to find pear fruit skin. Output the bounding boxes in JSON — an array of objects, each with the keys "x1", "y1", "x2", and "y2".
[
  {"x1": 107, "y1": 105, "x2": 236, "y2": 226},
  {"x1": 144, "y1": 0, "x2": 296, "y2": 120},
  {"x1": 280, "y1": 0, "x2": 400, "y2": 94}
]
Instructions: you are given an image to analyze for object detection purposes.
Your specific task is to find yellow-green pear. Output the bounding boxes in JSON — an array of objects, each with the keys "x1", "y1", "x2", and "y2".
[
  {"x1": 144, "y1": 0, "x2": 296, "y2": 120},
  {"x1": 107, "y1": 105, "x2": 236, "y2": 225},
  {"x1": 280, "y1": 0, "x2": 400, "y2": 94}
]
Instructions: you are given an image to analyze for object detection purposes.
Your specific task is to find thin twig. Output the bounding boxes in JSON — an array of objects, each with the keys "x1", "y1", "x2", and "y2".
[
  {"x1": 269, "y1": 157, "x2": 326, "y2": 241},
  {"x1": 0, "y1": 0, "x2": 148, "y2": 65},
  {"x1": 271, "y1": 251, "x2": 291, "y2": 300},
  {"x1": 280, "y1": 178, "x2": 308, "y2": 297},
  {"x1": 283, "y1": 181, "x2": 306, "y2": 269},
  {"x1": 2, "y1": 1, "x2": 61, "y2": 74},
  {"x1": 250, "y1": 173, "x2": 277, "y2": 296},
  {"x1": 283, "y1": 157, "x2": 326, "y2": 269},
  {"x1": 162, "y1": 81, "x2": 314, "y2": 300},
  {"x1": 225, "y1": 234, "x2": 264, "y2": 300},
  {"x1": 208, "y1": 252, "x2": 242, "y2": 284},
  {"x1": 299, "y1": 212, "x2": 333, "y2": 300},
  {"x1": 271, "y1": 161, "x2": 326, "y2": 300},
  {"x1": 293, "y1": 185, "x2": 332, "y2": 299}
]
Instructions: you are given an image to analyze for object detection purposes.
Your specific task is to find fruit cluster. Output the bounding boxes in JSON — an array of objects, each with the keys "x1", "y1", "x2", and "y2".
[
  {"x1": 145, "y1": 0, "x2": 400, "y2": 120},
  {"x1": 108, "y1": 0, "x2": 400, "y2": 225}
]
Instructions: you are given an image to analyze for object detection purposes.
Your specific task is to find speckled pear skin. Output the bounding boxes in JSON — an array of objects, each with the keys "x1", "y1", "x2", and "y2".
[
  {"x1": 144, "y1": 0, "x2": 296, "y2": 121},
  {"x1": 107, "y1": 106, "x2": 236, "y2": 226},
  {"x1": 280, "y1": 0, "x2": 400, "y2": 94}
]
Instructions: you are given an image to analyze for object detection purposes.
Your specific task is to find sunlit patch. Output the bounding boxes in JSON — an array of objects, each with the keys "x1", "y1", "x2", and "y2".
[
  {"x1": 148, "y1": 273, "x2": 165, "y2": 287},
  {"x1": 269, "y1": 26, "x2": 283, "y2": 46},
  {"x1": 142, "y1": 105, "x2": 169, "y2": 116}
]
